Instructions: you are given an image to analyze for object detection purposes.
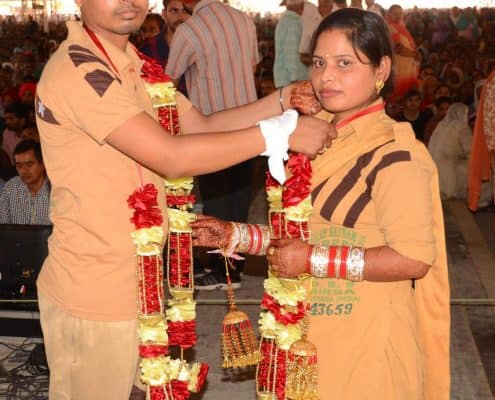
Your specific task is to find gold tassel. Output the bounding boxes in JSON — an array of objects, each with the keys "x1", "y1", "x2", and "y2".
[
  {"x1": 221, "y1": 255, "x2": 262, "y2": 368},
  {"x1": 286, "y1": 316, "x2": 319, "y2": 400}
]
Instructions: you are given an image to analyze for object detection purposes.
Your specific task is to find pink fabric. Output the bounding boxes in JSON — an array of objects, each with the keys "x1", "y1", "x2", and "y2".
[{"x1": 2, "y1": 129, "x2": 21, "y2": 164}]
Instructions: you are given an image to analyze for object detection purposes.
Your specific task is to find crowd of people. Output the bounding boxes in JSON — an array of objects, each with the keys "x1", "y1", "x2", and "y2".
[{"x1": 0, "y1": 0, "x2": 494, "y2": 399}]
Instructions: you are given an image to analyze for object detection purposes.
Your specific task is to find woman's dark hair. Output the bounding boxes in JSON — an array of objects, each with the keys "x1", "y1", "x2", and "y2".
[{"x1": 310, "y1": 8, "x2": 395, "y2": 98}]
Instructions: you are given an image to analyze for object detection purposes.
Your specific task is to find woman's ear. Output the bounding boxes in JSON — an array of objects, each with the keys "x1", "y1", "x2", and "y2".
[{"x1": 378, "y1": 56, "x2": 392, "y2": 83}]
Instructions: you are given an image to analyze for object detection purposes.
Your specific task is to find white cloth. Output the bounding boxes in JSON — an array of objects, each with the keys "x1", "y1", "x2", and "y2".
[
  {"x1": 299, "y1": 1, "x2": 323, "y2": 55},
  {"x1": 259, "y1": 109, "x2": 299, "y2": 184},
  {"x1": 428, "y1": 103, "x2": 472, "y2": 199}
]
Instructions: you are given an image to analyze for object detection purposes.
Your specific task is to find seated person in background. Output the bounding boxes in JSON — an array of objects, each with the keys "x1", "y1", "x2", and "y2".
[
  {"x1": 0, "y1": 139, "x2": 50, "y2": 225},
  {"x1": 428, "y1": 103, "x2": 472, "y2": 199},
  {"x1": 2, "y1": 102, "x2": 28, "y2": 164},
  {"x1": 397, "y1": 89, "x2": 433, "y2": 143},
  {"x1": 424, "y1": 96, "x2": 452, "y2": 146}
]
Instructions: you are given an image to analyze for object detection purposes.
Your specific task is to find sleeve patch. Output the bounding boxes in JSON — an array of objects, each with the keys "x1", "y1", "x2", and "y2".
[
  {"x1": 84, "y1": 69, "x2": 116, "y2": 97},
  {"x1": 35, "y1": 95, "x2": 60, "y2": 125}
]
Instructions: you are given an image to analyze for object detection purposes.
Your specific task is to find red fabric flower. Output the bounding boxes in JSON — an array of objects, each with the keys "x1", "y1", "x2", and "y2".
[
  {"x1": 261, "y1": 293, "x2": 306, "y2": 325},
  {"x1": 167, "y1": 321, "x2": 197, "y2": 349},
  {"x1": 195, "y1": 363, "x2": 209, "y2": 392},
  {"x1": 128, "y1": 183, "x2": 159, "y2": 211}
]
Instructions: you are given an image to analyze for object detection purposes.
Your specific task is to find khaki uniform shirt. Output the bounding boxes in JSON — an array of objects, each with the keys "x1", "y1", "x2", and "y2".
[
  {"x1": 308, "y1": 102, "x2": 450, "y2": 399},
  {"x1": 36, "y1": 21, "x2": 191, "y2": 321}
]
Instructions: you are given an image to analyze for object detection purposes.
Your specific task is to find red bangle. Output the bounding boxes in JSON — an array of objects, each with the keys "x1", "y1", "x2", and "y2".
[
  {"x1": 246, "y1": 224, "x2": 255, "y2": 254},
  {"x1": 340, "y1": 246, "x2": 350, "y2": 278},
  {"x1": 252, "y1": 225, "x2": 263, "y2": 255},
  {"x1": 327, "y1": 246, "x2": 337, "y2": 278}
]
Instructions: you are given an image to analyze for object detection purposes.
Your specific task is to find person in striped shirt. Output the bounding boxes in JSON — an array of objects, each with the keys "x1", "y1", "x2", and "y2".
[{"x1": 166, "y1": 0, "x2": 261, "y2": 290}]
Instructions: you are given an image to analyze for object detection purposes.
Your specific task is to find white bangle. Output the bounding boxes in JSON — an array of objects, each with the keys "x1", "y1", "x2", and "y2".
[
  {"x1": 346, "y1": 246, "x2": 365, "y2": 282},
  {"x1": 257, "y1": 109, "x2": 298, "y2": 184}
]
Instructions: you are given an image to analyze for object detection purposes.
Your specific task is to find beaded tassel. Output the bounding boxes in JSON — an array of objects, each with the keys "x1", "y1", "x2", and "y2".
[{"x1": 222, "y1": 257, "x2": 261, "y2": 368}]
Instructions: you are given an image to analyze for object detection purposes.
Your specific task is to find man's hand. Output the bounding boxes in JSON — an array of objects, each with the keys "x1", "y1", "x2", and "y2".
[
  {"x1": 287, "y1": 81, "x2": 322, "y2": 115},
  {"x1": 289, "y1": 115, "x2": 336, "y2": 159},
  {"x1": 266, "y1": 239, "x2": 310, "y2": 278},
  {"x1": 191, "y1": 215, "x2": 233, "y2": 249}
]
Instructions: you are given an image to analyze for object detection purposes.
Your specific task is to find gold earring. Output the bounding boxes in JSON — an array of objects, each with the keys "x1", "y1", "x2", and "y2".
[{"x1": 375, "y1": 79, "x2": 384, "y2": 95}]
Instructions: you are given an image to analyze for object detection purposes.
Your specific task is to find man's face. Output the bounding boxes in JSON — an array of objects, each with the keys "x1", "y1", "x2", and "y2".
[
  {"x1": 164, "y1": 1, "x2": 189, "y2": 31},
  {"x1": 76, "y1": 0, "x2": 149, "y2": 42},
  {"x1": 14, "y1": 150, "x2": 45, "y2": 186},
  {"x1": 4, "y1": 112, "x2": 24, "y2": 132}
]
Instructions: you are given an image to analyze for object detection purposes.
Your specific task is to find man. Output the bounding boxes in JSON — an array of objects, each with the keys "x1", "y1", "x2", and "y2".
[
  {"x1": 0, "y1": 139, "x2": 50, "y2": 225},
  {"x1": 2, "y1": 102, "x2": 28, "y2": 164},
  {"x1": 140, "y1": 1, "x2": 189, "y2": 69},
  {"x1": 34, "y1": 0, "x2": 332, "y2": 398},
  {"x1": 298, "y1": 0, "x2": 334, "y2": 66},
  {"x1": 166, "y1": 0, "x2": 261, "y2": 290},
  {"x1": 274, "y1": 0, "x2": 308, "y2": 89}
]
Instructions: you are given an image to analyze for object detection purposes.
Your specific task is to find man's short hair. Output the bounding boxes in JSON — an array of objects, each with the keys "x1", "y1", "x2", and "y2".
[
  {"x1": 13, "y1": 139, "x2": 43, "y2": 162},
  {"x1": 4, "y1": 102, "x2": 29, "y2": 119}
]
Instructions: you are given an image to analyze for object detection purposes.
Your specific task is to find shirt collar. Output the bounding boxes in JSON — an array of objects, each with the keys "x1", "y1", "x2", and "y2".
[{"x1": 65, "y1": 21, "x2": 143, "y2": 74}]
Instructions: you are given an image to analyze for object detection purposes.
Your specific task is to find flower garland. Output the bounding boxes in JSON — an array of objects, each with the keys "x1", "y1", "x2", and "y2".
[
  {"x1": 127, "y1": 51, "x2": 208, "y2": 400},
  {"x1": 256, "y1": 153, "x2": 315, "y2": 400}
]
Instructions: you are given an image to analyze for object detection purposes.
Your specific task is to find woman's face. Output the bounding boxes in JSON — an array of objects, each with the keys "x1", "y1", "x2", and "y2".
[{"x1": 311, "y1": 29, "x2": 388, "y2": 121}]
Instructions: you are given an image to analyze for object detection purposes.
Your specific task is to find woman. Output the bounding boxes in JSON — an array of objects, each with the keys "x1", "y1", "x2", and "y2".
[
  {"x1": 386, "y1": 4, "x2": 420, "y2": 99},
  {"x1": 468, "y1": 68, "x2": 495, "y2": 229},
  {"x1": 192, "y1": 9, "x2": 449, "y2": 400},
  {"x1": 428, "y1": 103, "x2": 472, "y2": 199}
]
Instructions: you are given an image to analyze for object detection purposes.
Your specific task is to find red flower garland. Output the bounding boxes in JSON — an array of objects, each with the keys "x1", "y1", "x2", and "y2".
[
  {"x1": 261, "y1": 293, "x2": 307, "y2": 325},
  {"x1": 257, "y1": 152, "x2": 312, "y2": 399}
]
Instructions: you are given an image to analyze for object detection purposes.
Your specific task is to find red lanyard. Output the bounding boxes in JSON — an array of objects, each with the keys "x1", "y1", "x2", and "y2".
[
  {"x1": 83, "y1": 25, "x2": 121, "y2": 80},
  {"x1": 335, "y1": 102, "x2": 385, "y2": 129}
]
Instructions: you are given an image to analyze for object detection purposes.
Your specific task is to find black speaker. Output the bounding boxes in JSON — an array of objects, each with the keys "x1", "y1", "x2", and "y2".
[{"x1": 0, "y1": 224, "x2": 52, "y2": 307}]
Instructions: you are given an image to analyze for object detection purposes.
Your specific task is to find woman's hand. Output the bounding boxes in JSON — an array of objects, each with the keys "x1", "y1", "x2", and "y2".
[
  {"x1": 190, "y1": 215, "x2": 233, "y2": 249},
  {"x1": 286, "y1": 81, "x2": 322, "y2": 115},
  {"x1": 266, "y1": 238, "x2": 311, "y2": 278}
]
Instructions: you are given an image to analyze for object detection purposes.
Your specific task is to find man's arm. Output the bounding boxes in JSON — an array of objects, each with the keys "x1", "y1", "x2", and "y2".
[
  {"x1": 106, "y1": 111, "x2": 332, "y2": 179},
  {"x1": 165, "y1": 28, "x2": 192, "y2": 81}
]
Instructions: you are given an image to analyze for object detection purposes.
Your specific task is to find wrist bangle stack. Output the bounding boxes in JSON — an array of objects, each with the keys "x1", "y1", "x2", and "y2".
[
  {"x1": 279, "y1": 87, "x2": 285, "y2": 112},
  {"x1": 307, "y1": 245, "x2": 365, "y2": 281},
  {"x1": 234, "y1": 223, "x2": 271, "y2": 255}
]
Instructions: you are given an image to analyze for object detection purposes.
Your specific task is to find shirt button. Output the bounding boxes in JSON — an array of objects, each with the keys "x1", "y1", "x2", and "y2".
[{"x1": 129, "y1": 66, "x2": 135, "y2": 73}]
